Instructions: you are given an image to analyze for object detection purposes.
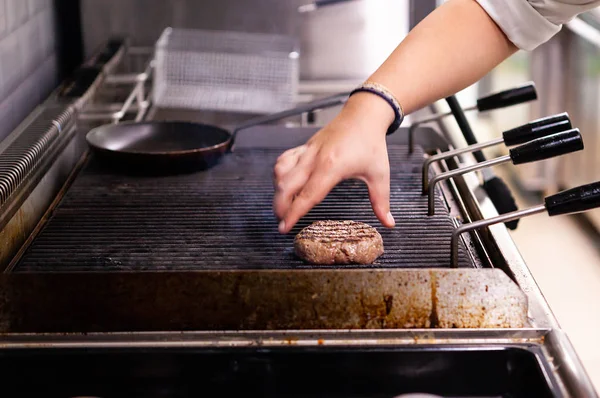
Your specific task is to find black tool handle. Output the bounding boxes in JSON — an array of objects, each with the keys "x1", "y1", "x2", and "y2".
[
  {"x1": 545, "y1": 181, "x2": 600, "y2": 216},
  {"x1": 477, "y1": 82, "x2": 537, "y2": 112},
  {"x1": 446, "y1": 95, "x2": 519, "y2": 229},
  {"x1": 446, "y1": 96, "x2": 486, "y2": 162},
  {"x1": 509, "y1": 129, "x2": 584, "y2": 165},
  {"x1": 313, "y1": 0, "x2": 353, "y2": 7},
  {"x1": 503, "y1": 113, "x2": 571, "y2": 146}
]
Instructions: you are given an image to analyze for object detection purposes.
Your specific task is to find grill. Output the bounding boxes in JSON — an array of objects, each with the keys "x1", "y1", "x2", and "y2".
[
  {"x1": 0, "y1": 39, "x2": 596, "y2": 398},
  {"x1": 14, "y1": 145, "x2": 472, "y2": 272}
]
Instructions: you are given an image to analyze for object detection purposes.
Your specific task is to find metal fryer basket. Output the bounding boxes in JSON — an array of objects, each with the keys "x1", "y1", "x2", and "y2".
[{"x1": 152, "y1": 27, "x2": 299, "y2": 114}]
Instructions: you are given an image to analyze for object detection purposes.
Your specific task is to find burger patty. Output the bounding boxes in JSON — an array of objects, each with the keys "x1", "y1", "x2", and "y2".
[{"x1": 293, "y1": 220, "x2": 384, "y2": 265}]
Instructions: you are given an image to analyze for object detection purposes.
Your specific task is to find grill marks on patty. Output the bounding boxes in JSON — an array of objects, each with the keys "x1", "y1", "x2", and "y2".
[
  {"x1": 294, "y1": 220, "x2": 384, "y2": 265},
  {"x1": 295, "y1": 220, "x2": 380, "y2": 243}
]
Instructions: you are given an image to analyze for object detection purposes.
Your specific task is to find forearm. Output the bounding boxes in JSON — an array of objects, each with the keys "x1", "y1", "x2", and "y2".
[
  {"x1": 367, "y1": 0, "x2": 517, "y2": 115},
  {"x1": 273, "y1": 0, "x2": 596, "y2": 234}
]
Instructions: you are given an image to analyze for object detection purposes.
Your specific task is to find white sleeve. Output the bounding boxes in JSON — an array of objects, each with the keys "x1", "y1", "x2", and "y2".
[{"x1": 476, "y1": 0, "x2": 600, "y2": 50}]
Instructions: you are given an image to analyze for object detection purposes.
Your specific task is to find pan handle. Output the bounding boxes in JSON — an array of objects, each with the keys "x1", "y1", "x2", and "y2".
[{"x1": 231, "y1": 92, "x2": 350, "y2": 137}]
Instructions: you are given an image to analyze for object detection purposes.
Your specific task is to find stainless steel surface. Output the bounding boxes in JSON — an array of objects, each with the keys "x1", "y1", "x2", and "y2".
[
  {"x1": 0, "y1": 269, "x2": 528, "y2": 331},
  {"x1": 413, "y1": 106, "x2": 478, "y2": 126},
  {"x1": 298, "y1": 0, "x2": 409, "y2": 80},
  {"x1": 0, "y1": 328, "x2": 551, "y2": 348},
  {"x1": 408, "y1": 105, "x2": 478, "y2": 152},
  {"x1": 427, "y1": 155, "x2": 511, "y2": 216},
  {"x1": 78, "y1": 58, "x2": 152, "y2": 122},
  {"x1": 0, "y1": 96, "x2": 80, "y2": 269},
  {"x1": 0, "y1": 105, "x2": 75, "y2": 210},
  {"x1": 80, "y1": 0, "x2": 308, "y2": 57},
  {"x1": 153, "y1": 27, "x2": 299, "y2": 113},
  {"x1": 0, "y1": 41, "x2": 597, "y2": 397},
  {"x1": 0, "y1": 43, "x2": 152, "y2": 271},
  {"x1": 545, "y1": 328, "x2": 600, "y2": 397},
  {"x1": 439, "y1": 149, "x2": 598, "y2": 397},
  {"x1": 422, "y1": 138, "x2": 505, "y2": 192},
  {"x1": 79, "y1": 0, "x2": 420, "y2": 84},
  {"x1": 12, "y1": 143, "x2": 474, "y2": 271},
  {"x1": 0, "y1": 119, "x2": 83, "y2": 270},
  {"x1": 451, "y1": 205, "x2": 547, "y2": 267}
]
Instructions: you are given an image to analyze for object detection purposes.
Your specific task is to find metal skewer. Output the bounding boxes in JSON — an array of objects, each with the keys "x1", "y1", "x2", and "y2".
[
  {"x1": 408, "y1": 82, "x2": 537, "y2": 153},
  {"x1": 451, "y1": 181, "x2": 600, "y2": 267},
  {"x1": 422, "y1": 114, "x2": 571, "y2": 193},
  {"x1": 427, "y1": 129, "x2": 584, "y2": 216}
]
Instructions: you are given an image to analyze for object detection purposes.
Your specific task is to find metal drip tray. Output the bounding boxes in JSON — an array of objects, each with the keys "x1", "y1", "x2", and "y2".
[{"x1": 0, "y1": 345, "x2": 558, "y2": 397}]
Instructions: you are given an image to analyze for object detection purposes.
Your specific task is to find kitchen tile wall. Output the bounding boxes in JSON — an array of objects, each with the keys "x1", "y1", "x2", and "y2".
[{"x1": 0, "y1": 0, "x2": 57, "y2": 142}]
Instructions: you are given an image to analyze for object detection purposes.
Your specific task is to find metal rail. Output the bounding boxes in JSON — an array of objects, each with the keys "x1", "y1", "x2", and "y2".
[
  {"x1": 422, "y1": 137, "x2": 504, "y2": 192},
  {"x1": 451, "y1": 205, "x2": 547, "y2": 267},
  {"x1": 408, "y1": 104, "x2": 478, "y2": 152},
  {"x1": 428, "y1": 155, "x2": 511, "y2": 216},
  {"x1": 78, "y1": 59, "x2": 153, "y2": 123}
]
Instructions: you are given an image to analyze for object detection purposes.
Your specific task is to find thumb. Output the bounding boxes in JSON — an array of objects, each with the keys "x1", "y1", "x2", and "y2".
[{"x1": 365, "y1": 168, "x2": 395, "y2": 228}]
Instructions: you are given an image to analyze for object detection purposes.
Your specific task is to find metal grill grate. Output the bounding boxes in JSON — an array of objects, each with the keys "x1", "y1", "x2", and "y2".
[{"x1": 15, "y1": 145, "x2": 472, "y2": 271}]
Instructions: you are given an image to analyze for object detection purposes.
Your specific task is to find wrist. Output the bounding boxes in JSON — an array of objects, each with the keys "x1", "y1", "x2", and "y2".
[
  {"x1": 341, "y1": 92, "x2": 396, "y2": 135},
  {"x1": 348, "y1": 81, "x2": 404, "y2": 135}
]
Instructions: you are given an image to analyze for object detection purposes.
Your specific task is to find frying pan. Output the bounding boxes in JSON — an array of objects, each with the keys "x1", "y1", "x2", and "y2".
[{"x1": 86, "y1": 93, "x2": 349, "y2": 174}]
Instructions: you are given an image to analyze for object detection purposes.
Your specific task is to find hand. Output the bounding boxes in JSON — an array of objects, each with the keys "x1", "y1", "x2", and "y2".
[{"x1": 273, "y1": 93, "x2": 397, "y2": 234}]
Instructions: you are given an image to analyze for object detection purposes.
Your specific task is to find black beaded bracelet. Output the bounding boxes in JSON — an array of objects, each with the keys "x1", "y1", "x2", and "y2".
[{"x1": 349, "y1": 81, "x2": 404, "y2": 135}]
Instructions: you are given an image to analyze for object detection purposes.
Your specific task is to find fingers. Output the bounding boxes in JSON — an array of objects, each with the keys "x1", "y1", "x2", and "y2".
[
  {"x1": 273, "y1": 146, "x2": 306, "y2": 181},
  {"x1": 274, "y1": 163, "x2": 394, "y2": 233},
  {"x1": 278, "y1": 171, "x2": 339, "y2": 234},
  {"x1": 365, "y1": 166, "x2": 395, "y2": 228},
  {"x1": 273, "y1": 154, "x2": 298, "y2": 182},
  {"x1": 273, "y1": 147, "x2": 315, "y2": 220},
  {"x1": 272, "y1": 129, "x2": 394, "y2": 234},
  {"x1": 273, "y1": 159, "x2": 314, "y2": 220}
]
